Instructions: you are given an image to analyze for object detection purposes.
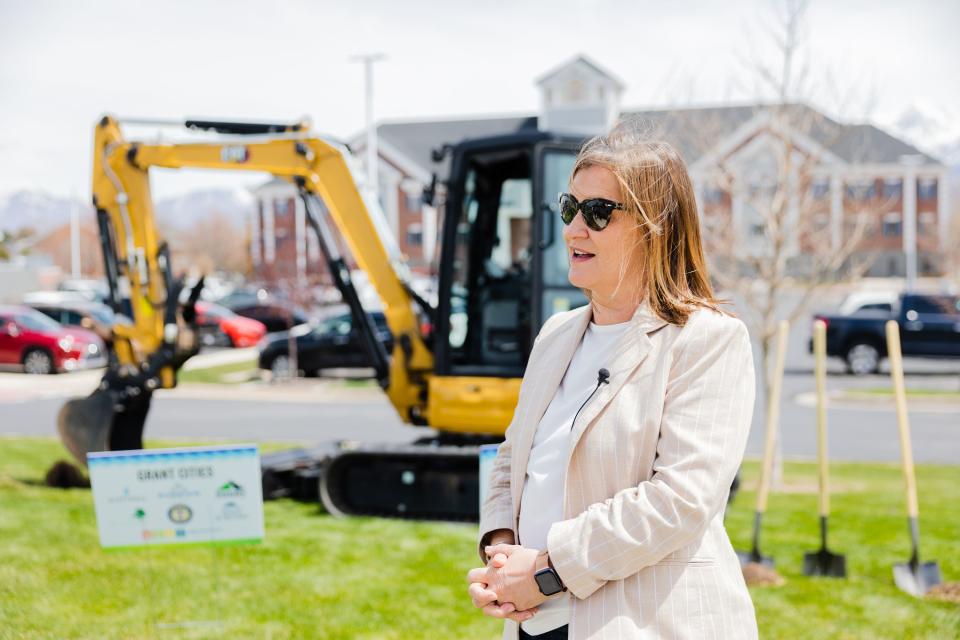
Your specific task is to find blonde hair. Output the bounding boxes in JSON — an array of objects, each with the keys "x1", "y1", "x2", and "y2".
[{"x1": 572, "y1": 120, "x2": 723, "y2": 326}]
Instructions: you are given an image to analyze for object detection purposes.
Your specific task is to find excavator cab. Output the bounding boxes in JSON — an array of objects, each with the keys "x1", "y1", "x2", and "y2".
[{"x1": 427, "y1": 133, "x2": 588, "y2": 435}]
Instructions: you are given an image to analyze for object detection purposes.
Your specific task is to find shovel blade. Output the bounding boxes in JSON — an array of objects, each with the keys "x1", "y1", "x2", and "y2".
[
  {"x1": 56, "y1": 389, "x2": 115, "y2": 468},
  {"x1": 802, "y1": 548, "x2": 847, "y2": 577},
  {"x1": 736, "y1": 550, "x2": 774, "y2": 568},
  {"x1": 893, "y1": 561, "x2": 942, "y2": 597}
]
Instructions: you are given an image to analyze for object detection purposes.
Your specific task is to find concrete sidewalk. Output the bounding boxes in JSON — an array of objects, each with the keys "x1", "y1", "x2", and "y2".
[{"x1": 0, "y1": 349, "x2": 379, "y2": 404}]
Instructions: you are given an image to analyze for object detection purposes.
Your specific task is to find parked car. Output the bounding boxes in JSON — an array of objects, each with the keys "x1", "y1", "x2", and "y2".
[
  {"x1": 257, "y1": 311, "x2": 392, "y2": 377},
  {"x1": 57, "y1": 278, "x2": 110, "y2": 304},
  {"x1": 228, "y1": 303, "x2": 309, "y2": 333},
  {"x1": 26, "y1": 299, "x2": 118, "y2": 343},
  {"x1": 836, "y1": 290, "x2": 898, "y2": 315},
  {"x1": 0, "y1": 305, "x2": 106, "y2": 374},
  {"x1": 215, "y1": 289, "x2": 267, "y2": 310},
  {"x1": 812, "y1": 292, "x2": 960, "y2": 374},
  {"x1": 194, "y1": 302, "x2": 267, "y2": 348}
]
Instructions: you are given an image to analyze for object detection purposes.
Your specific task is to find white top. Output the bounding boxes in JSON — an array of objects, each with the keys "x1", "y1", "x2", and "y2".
[{"x1": 518, "y1": 318, "x2": 632, "y2": 634}]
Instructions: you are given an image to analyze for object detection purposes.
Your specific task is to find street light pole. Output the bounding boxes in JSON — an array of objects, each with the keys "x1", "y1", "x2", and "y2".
[
  {"x1": 350, "y1": 53, "x2": 386, "y2": 204},
  {"x1": 70, "y1": 190, "x2": 81, "y2": 278},
  {"x1": 900, "y1": 154, "x2": 923, "y2": 292}
]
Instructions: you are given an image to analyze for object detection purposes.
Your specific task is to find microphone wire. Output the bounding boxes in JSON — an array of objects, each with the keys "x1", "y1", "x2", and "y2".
[{"x1": 570, "y1": 368, "x2": 610, "y2": 432}]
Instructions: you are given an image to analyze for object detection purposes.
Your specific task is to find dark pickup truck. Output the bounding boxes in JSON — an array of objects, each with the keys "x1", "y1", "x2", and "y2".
[{"x1": 812, "y1": 293, "x2": 960, "y2": 375}]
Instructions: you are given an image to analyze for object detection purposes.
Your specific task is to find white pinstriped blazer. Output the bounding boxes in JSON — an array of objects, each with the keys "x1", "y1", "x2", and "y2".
[{"x1": 479, "y1": 301, "x2": 758, "y2": 639}]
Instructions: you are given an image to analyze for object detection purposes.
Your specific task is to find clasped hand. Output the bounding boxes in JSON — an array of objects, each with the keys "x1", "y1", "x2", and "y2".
[{"x1": 466, "y1": 544, "x2": 547, "y2": 623}]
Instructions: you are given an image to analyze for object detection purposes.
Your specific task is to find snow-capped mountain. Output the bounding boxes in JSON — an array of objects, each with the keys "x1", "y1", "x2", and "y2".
[
  {"x1": 884, "y1": 102, "x2": 960, "y2": 165},
  {"x1": 0, "y1": 190, "x2": 90, "y2": 234},
  {"x1": 154, "y1": 189, "x2": 254, "y2": 229},
  {"x1": 0, "y1": 188, "x2": 253, "y2": 235}
]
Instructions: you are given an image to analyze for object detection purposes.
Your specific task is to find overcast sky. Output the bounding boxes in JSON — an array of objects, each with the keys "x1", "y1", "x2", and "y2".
[{"x1": 1, "y1": 0, "x2": 958, "y2": 199}]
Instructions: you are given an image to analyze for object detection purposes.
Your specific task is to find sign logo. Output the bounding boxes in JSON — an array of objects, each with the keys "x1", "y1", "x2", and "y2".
[
  {"x1": 217, "y1": 480, "x2": 245, "y2": 498},
  {"x1": 221, "y1": 146, "x2": 250, "y2": 163},
  {"x1": 219, "y1": 501, "x2": 245, "y2": 520},
  {"x1": 167, "y1": 504, "x2": 193, "y2": 524}
]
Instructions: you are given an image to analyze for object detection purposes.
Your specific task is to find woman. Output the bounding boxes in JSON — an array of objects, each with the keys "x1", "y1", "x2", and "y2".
[{"x1": 466, "y1": 122, "x2": 758, "y2": 639}]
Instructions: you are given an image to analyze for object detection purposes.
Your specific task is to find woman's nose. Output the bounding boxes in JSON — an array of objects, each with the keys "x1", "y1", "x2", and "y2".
[{"x1": 562, "y1": 211, "x2": 590, "y2": 240}]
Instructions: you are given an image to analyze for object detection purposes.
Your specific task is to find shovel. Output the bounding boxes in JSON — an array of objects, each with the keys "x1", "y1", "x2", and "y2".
[
  {"x1": 885, "y1": 320, "x2": 941, "y2": 596},
  {"x1": 802, "y1": 320, "x2": 846, "y2": 577},
  {"x1": 738, "y1": 320, "x2": 789, "y2": 569}
]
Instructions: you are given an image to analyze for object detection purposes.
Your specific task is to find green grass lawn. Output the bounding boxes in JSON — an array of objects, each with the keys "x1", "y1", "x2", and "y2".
[
  {"x1": 178, "y1": 360, "x2": 260, "y2": 385},
  {"x1": 843, "y1": 387, "x2": 960, "y2": 401},
  {"x1": 1, "y1": 436, "x2": 958, "y2": 639},
  {"x1": 177, "y1": 360, "x2": 378, "y2": 387}
]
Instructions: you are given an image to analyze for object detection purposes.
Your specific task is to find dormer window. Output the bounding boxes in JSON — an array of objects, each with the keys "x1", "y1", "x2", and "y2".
[{"x1": 561, "y1": 78, "x2": 587, "y2": 104}]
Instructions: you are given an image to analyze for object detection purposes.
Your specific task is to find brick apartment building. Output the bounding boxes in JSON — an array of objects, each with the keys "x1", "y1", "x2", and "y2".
[
  {"x1": 249, "y1": 179, "x2": 324, "y2": 289},
  {"x1": 250, "y1": 55, "x2": 949, "y2": 282}
]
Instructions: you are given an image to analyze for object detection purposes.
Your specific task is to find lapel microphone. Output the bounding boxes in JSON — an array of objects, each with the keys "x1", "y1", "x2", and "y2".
[{"x1": 571, "y1": 368, "x2": 611, "y2": 432}]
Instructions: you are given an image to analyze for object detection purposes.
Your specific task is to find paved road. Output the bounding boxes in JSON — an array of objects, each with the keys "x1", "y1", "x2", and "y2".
[
  {"x1": 0, "y1": 393, "x2": 431, "y2": 445},
  {"x1": 1, "y1": 366, "x2": 956, "y2": 464},
  {"x1": 1, "y1": 291, "x2": 958, "y2": 464}
]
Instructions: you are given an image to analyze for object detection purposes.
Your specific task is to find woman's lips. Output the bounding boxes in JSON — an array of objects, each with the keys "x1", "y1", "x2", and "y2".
[{"x1": 571, "y1": 251, "x2": 595, "y2": 263}]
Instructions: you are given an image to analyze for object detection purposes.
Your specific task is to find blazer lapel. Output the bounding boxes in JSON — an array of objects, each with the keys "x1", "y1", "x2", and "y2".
[
  {"x1": 567, "y1": 301, "x2": 668, "y2": 450},
  {"x1": 511, "y1": 305, "x2": 592, "y2": 514}
]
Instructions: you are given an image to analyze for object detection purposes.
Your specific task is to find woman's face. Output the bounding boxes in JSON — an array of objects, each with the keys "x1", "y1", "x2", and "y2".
[{"x1": 564, "y1": 165, "x2": 643, "y2": 301}]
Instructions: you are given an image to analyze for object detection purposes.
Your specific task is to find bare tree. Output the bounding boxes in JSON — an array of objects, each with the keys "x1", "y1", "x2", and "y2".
[
  {"x1": 673, "y1": 0, "x2": 893, "y2": 484},
  {"x1": 170, "y1": 210, "x2": 248, "y2": 274},
  {"x1": 0, "y1": 227, "x2": 35, "y2": 260}
]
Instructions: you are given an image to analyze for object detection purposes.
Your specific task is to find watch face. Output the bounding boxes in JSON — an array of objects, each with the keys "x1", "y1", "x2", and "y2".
[{"x1": 534, "y1": 568, "x2": 563, "y2": 596}]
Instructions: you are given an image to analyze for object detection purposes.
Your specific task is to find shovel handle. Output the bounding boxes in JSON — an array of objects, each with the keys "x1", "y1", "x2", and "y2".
[
  {"x1": 757, "y1": 320, "x2": 789, "y2": 514},
  {"x1": 813, "y1": 320, "x2": 830, "y2": 517},
  {"x1": 885, "y1": 321, "x2": 919, "y2": 520}
]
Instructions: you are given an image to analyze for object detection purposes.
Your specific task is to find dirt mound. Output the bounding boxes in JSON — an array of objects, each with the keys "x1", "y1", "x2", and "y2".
[
  {"x1": 742, "y1": 562, "x2": 785, "y2": 587},
  {"x1": 44, "y1": 460, "x2": 90, "y2": 489},
  {"x1": 927, "y1": 582, "x2": 960, "y2": 604}
]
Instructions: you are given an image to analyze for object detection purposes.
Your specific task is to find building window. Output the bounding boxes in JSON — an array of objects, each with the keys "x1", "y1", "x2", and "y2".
[
  {"x1": 846, "y1": 179, "x2": 875, "y2": 200},
  {"x1": 919, "y1": 211, "x2": 937, "y2": 236},
  {"x1": 274, "y1": 198, "x2": 293, "y2": 219},
  {"x1": 704, "y1": 185, "x2": 725, "y2": 204},
  {"x1": 917, "y1": 178, "x2": 938, "y2": 200},
  {"x1": 882, "y1": 178, "x2": 902, "y2": 200},
  {"x1": 881, "y1": 212, "x2": 902, "y2": 237},
  {"x1": 404, "y1": 191, "x2": 421, "y2": 213},
  {"x1": 561, "y1": 78, "x2": 587, "y2": 103},
  {"x1": 812, "y1": 213, "x2": 830, "y2": 233},
  {"x1": 810, "y1": 179, "x2": 830, "y2": 200},
  {"x1": 250, "y1": 208, "x2": 261, "y2": 266},
  {"x1": 406, "y1": 223, "x2": 423, "y2": 248}
]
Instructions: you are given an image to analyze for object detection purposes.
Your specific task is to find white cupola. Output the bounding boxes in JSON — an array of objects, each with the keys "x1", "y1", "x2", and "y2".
[{"x1": 536, "y1": 55, "x2": 624, "y2": 135}]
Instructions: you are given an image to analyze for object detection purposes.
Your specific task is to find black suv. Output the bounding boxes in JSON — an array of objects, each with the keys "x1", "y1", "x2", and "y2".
[
  {"x1": 812, "y1": 293, "x2": 960, "y2": 374},
  {"x1": 257, "y1": 311, "x2": 392, "y2": 377}
]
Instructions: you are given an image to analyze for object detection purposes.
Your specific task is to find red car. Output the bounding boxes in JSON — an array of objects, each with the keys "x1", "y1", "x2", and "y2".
[
  {"x1": 194, "y1": 302, "x2": 266, "y2": 348},
  {"x1": 0, "y1": 305, "x2": 107, "y2": 374}
]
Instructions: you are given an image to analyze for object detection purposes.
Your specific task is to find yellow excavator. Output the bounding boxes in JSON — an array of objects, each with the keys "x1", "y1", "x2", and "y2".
[{"x1": 58, "y1": 115, "x2": 588, "y2": 520}]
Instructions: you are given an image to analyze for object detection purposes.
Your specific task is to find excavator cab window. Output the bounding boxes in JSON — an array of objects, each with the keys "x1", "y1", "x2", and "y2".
[
  {"x1": 436, "y1": 136, "x2": 587, "y2": 380},
  {"x1": 444, "y1": 147, "x2": 533, "y2": 378}
]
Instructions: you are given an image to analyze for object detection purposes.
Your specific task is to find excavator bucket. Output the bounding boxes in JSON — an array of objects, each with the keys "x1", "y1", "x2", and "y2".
[
  {"x1": 56, "y1": 388, "x2": 115, "y2": 468},
  {"x1": 55, "y1": 272, "x2": 197, "y2": 468},
  {"x1": 57, "y1": 383, "x2": 153, "y2": 467}
]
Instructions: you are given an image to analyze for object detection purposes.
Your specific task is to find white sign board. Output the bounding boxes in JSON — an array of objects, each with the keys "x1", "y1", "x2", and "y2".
[
  {"x1": 88, "y1": 444, "x2": 264, "y2": 549},
  {"x1": 478, "y1": 443, "x2": 499, "y2": 511}
]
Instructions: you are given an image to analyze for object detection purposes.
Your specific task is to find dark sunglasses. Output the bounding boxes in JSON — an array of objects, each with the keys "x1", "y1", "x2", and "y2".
[{"x1": 558, "y1": 193, "x2": 624, "y2": 231}]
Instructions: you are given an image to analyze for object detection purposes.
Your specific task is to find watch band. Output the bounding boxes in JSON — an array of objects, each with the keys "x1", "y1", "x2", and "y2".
[{"x1": 535, "y1": 552, "x2": 567, "y2": 595}]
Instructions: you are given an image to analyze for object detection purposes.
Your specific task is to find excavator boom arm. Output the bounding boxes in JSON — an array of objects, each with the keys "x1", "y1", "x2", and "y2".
[{"x1": 86, "y1": 116, "x2": 432, "y2": 435}]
